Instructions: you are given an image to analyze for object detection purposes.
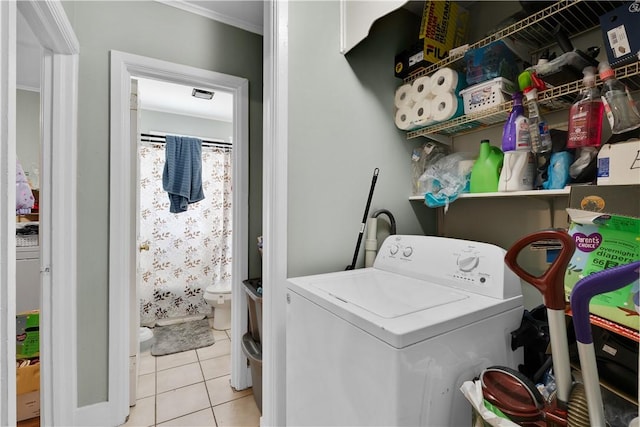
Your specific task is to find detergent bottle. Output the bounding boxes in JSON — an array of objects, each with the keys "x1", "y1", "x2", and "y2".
[
  {"x1": 470, "y1": 140, "x2": 504, "y2": 193},
  {"x1": 567, "y1": 67, "x2": 603, "y2": 148}
]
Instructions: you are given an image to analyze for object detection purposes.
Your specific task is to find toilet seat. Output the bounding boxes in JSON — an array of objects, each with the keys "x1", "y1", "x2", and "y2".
[
  {"x1": 205, "y1": 282, "x2": 231, "y2": 294},
  {"x1": 204, "y1": 283, "x2": 231, "y2": 306},
  {"x1": 203, "y1": 282, "x2": 232, "y2": 331}
]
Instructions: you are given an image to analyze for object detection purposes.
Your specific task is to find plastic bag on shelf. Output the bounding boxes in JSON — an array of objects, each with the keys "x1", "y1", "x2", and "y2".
[
  {"x1": 543, "y1": 151, "x2": 573, "y2": 190},
  {"x1": 411, "y1": 141, "x2": 450, "y2": 196},
  {"x1": 569, "y1": 146, "x2": 598, "y2": 180},
  {"x1": 419, "y1": 151, "x2": 476, "y2": 212}
]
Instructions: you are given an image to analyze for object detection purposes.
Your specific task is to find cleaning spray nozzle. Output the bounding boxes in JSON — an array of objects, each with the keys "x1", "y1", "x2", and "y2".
[
  {"x1": 598, "y1": 61, "x2": 615, "y2": 80},
  {"x1": 582, "y1": 66, "x2": 596, "y2": 87}
]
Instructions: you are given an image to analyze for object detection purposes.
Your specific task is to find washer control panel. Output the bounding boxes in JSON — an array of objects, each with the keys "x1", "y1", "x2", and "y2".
[{"x1": 374, "y1": 235, "x2": 521, "y2": 300}]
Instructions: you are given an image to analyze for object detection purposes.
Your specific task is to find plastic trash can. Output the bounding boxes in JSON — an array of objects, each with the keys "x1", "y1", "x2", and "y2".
[
  {"x1": 241, "y1": 332, "x2": 262, "y2": 413},
  {"x1": 243, "y1": 278, "x2": 263, "y2": 343}
]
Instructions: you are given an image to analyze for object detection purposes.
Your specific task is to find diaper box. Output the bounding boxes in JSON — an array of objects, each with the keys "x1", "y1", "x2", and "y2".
[
  {"x1": 564, "y1": 209, "x2": 639, "y2": 331},
  {"x1": 16, "y1": 310, "x2": 39, "y2": 359}
]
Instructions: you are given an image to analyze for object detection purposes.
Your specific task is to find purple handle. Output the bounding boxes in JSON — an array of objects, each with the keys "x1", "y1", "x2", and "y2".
[{"x1": 570, "y1": 261, "x2": 640, "y2": 344}]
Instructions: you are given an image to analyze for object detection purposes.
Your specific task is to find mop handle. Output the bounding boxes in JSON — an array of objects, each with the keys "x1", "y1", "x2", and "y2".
[
  {"x1": 347, "y1": 168, "x2": 379, "y2": 270},
  {"x1": 570, "y1": 261, "x2": 640, "y2": 427}
]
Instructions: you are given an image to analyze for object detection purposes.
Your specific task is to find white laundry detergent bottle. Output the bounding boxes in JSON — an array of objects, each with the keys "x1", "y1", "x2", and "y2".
[{"x1": 498, "y1": 150, "x2": 535, "y2": 191}]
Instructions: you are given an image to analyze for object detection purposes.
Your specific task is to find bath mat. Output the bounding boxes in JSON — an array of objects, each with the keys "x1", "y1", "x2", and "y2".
[{"x1": 151, "y1": 319, "x2": 215, "y2": 356}]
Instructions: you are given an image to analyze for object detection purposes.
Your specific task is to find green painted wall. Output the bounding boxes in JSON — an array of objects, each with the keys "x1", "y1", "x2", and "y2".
[
  {"x1": 287, "y1": 2, "x2": 435, "y2": 278},
  {"x1": 62, "y1": 1, "x2": 262, "y2": 406}
]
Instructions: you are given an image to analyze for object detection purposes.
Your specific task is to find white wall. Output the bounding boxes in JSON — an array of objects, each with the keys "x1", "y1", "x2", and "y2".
[
  {"x1": 62, "y1": 0, "x2": 262, "y2": 407},
  {"x1": 140, "y1": 109, "x2": 233, "y2": 142},
  {"x1": 287, "y1": 2, "x2": 434, "y2": 278}
]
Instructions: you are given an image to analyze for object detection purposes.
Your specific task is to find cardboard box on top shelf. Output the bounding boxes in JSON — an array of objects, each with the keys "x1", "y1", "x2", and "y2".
[
  {"x1": 597, "y1": 139, "x2": 640, "y2": 186},
  {"x1": 420, "y1": 1, "x2": 469, "y2": 64},
  {"x1": 569, "y1": 184, "x2": 640, "y2": 218},
  {"x1": 599, "y1": 1, "x2": 640, "y2": 68},
  {"x1": 16, "y1": 310, "x2": 39, "y2": 360},
  {"x1": 16, "y1": 360, "x2": 40, "y2": 421},
  {"x1": 394, "y1": 1, "x2": 469, "y2": 79}
]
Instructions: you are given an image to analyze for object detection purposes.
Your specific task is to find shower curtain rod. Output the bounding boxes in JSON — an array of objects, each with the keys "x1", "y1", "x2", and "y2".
[{"x1": 140, "y1": 133, "x2": 232, "y2": 148}]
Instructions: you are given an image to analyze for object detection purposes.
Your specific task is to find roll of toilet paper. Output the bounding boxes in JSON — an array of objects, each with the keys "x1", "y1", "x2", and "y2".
[
  {"x1": 412, "y1": 99, "x2": 433, "y2": 127},
  {"x1": 411, "y1": 76, "x2": 432, "y2": 103},
  {"x1": 394, "y1": 83, "x2": 415, "y2": 109},
  {"x1": 430, "y1": 67, "x2": 465, "y2": 95},
  {"x1": 431, "y1": 92, "x2": 464, "y2": 122},
  {"x1": 394, "y1": 106, "x2": 416, "y2": 130}
]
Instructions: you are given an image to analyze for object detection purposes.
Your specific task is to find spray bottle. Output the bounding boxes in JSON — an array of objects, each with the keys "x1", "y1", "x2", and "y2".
[
  {"x1": 501, "y1": 91, "x2": 531, "y2": 152},
  {"x1": 598, "y1": 61, "x2": 640, "y2": 134},
  {"x1": 524, "y1": 87, "x2": 553, "y2": 188},
  {"x1": 567, "y1": 67, "x2": 603, "y2": 148}
]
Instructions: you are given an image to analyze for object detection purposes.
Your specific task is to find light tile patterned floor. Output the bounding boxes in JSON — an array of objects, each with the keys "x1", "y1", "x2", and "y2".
[{"x1": 123, "y1": 328, "x2": 260, "y2": 427}]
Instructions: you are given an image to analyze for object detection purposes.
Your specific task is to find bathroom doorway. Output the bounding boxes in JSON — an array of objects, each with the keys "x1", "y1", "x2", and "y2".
[
  {"x1": 133, "y1": 77, "x2": 236, "y2": 403},
  {"x1": 135, "y1": 77, "x2": 234, "y2": 329},
  {"x1": 109, "y1": 51, "x2": 251, "y2": 411}
]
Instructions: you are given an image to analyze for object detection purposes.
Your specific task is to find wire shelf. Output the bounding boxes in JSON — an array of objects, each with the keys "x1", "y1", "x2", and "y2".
[
  {"x1": 407, "y1": 61, "x2": 640, "y2": 140},
  {"x1": 402, "y1": 0, "x2": 639, "y2": 140},
  {"x1": 403, "y1": 0, "x2": 627, "y2": 84}
]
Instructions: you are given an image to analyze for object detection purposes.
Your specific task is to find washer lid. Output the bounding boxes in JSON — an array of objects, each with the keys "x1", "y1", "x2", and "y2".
[
  {"x1": 311, "y1": 270, "x2": 467, "y2": 318},
  {"x1": 288, "y1": 268, "x2": 523, "y2": 349}
]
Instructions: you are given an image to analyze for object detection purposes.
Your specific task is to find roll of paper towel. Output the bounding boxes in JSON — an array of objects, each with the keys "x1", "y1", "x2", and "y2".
[
  {"x1": 430, "y1": 68, "x2": 465, "y2": 95},
  {"x1": 411, "y1": 76, "x2": 432, "y2": 103},
  {"x1": 394, "y1": 84, "x2": 414, "y2": 109},
  {"x1": 432, "y1": 93, "x2": 464, "y2": 122},
  {"x1": 394, "y1": 107, "x2": 415, "y2": 130},
  {"x1": 413, "y1": 99, "x2": 433, "y2": 127}
]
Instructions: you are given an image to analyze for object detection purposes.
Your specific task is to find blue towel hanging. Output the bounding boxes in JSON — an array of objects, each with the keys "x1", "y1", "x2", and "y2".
[{"x1": 162, "y1": 135, "x2": 205, "y2": 213}]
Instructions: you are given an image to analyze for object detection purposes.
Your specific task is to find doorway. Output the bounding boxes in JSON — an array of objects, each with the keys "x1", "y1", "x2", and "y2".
[
  {"x1": 135, "y1": 77, "x2": 235, "y2": 329},
  {"x1": 109, "y1": 51, "x2": 251, "y2": 415},
  {"x1": 2, "y1": 1, "x2": 79, "y2": 425}
]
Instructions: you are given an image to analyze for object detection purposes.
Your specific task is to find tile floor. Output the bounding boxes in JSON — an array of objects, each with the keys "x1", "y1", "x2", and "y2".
[{"x1": 123, "y1": 327, "x2": 261, "y2": 427}]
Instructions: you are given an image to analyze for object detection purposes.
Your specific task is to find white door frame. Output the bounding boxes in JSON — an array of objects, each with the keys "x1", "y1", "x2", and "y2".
[
  {"x1": 262, "y1": 1, "x2": 289, "y2": 425},
  {"x1": 1, "y1": 0, "x2": 79, "y2": 425},
  {"x1": 109, "y1": 51, "x2": 250, "y2": 420}
]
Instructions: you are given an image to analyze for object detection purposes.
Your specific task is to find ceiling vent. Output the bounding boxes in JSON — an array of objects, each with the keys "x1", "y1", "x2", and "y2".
[{"x1": 192, "y1": 88, "x2": 214, "y2": 100}]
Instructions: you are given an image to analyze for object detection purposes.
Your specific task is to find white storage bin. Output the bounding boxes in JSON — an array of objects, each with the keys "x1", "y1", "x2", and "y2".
[{"x1": 459, "y1": 77, "x2": 516, "y2": 115}]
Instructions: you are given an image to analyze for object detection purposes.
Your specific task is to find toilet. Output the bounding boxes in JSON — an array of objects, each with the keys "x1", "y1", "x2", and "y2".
[
  {"x1": 203, "y1": 282, "x2": 232, "y2": 330},
  {"x1": 139, "y1": 327, "x2": 154, "y2": 352}
]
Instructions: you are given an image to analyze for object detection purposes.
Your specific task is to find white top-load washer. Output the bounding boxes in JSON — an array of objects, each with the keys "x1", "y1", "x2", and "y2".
[{"x1": 286, "y1": 235, "x2": 525, "y2": 426}]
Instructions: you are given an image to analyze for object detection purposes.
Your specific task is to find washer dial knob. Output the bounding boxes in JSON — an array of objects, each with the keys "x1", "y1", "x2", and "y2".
[{"x1": 457, "y1": 255, "x2": 479, "y2": 272}]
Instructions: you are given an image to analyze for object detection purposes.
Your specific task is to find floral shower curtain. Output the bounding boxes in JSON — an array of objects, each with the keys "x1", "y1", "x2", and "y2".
[{"x1": 138, "y1": 141, "x2": 233, "y2": 326}]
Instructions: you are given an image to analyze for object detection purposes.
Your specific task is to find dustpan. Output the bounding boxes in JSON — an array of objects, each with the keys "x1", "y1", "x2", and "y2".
[{"x1": 569, "y1": 260, "x2": 640, "y2": 426}]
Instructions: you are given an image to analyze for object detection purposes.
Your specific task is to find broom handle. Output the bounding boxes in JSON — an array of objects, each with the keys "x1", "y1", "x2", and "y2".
[{"x1": 346, "y1": 168, "x2": 379, "y2": 270}]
